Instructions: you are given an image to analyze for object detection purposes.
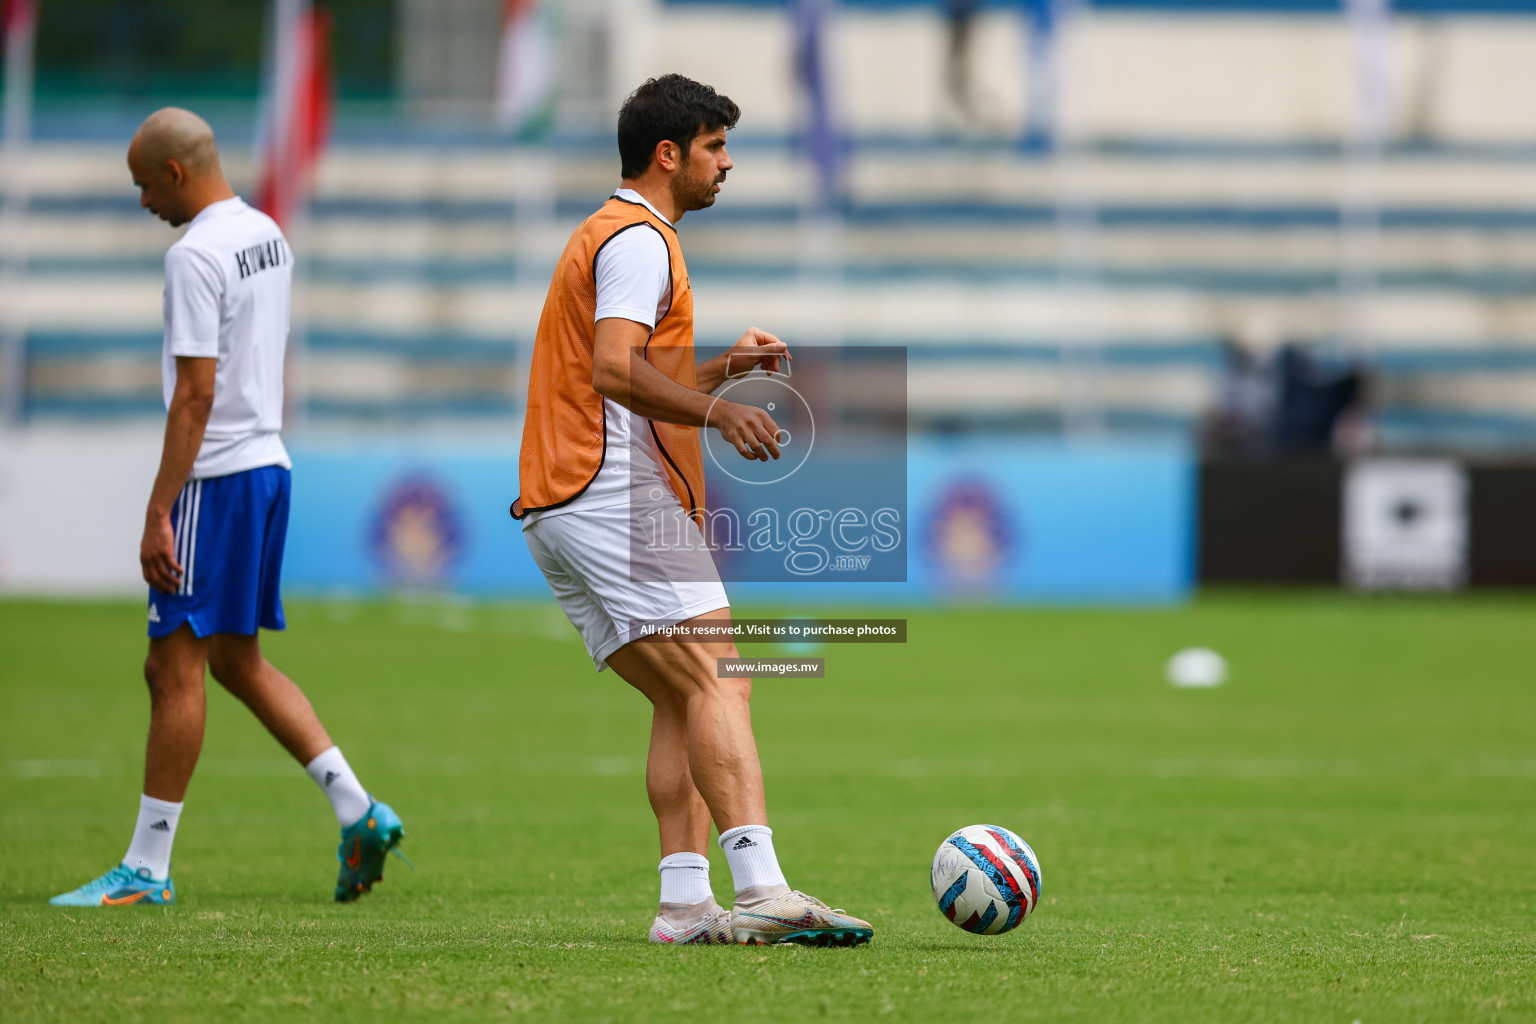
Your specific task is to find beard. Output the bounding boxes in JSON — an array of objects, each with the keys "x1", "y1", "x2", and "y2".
[{"x1": 672, "y1": 169, "x2": 722, "y2": 213}]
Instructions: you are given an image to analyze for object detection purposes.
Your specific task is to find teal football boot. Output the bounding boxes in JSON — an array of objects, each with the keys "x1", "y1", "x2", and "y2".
[
  {"x1": 50, "y1": 864, "x2": 175, "y2": 907},
  {"x1": 334, "y1": 799, "x2": 406, "y2": 902}
]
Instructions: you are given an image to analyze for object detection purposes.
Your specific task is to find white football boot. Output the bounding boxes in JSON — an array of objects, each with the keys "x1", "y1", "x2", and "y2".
[
  {"x1": 648, "y1": 899, "x2": 733, "y2": 944},
  {"x1": 729, "y1": 885, "x2": 874, "y2": 947}
]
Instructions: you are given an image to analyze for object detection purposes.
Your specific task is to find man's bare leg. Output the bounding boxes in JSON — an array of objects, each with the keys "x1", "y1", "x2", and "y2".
[
  {"x1": 208, "y1": 633, "x2": 331, "y2": 764},
  {"x1": 606, "y1": 607, "x2": 781, "y2": 896},
  {"x1": 93, "y1": 624, "x2": 208, "y2": 886},
  {"x1": 608, "y1": 628, "x2": 734, "y2": 943},
  {"x1": 605, "y1": 653, "x2": 712, "y2": 857},
  {"x1": 142, "y1": 624, "x2": 210, "y2": 802},
  {"x1": 605, "y1": 608, "x2": 765, "y2": 831},
  {"x1": 607, "y1": 608, "x2": 873, "y2": 945},
  {"x1": 208, "y1": 633, "x2": 372, "y2": 829}
]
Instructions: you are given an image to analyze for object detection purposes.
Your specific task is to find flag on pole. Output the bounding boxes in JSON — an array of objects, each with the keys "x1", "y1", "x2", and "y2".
[
  {"x1": 3, "y1": 0, "x2": 37, "y2": 40},
  {"x1": 1, "y1": 0, "x2": 38, "y2": 425},
  {"x1": 496, "y1": 0, "x2": 554, "y2": 134},
  {"x1": 1022, "y1": 0, "x2": 1059, "y2": 151},
  {"x1": 1339, "y1": 0, "x2": 1391, "y2": 354},
  {"x1": 793, "y1": 0, "x2": 840, "y2": 208},
  {"x1": 1347, "y1": 0, "x2": 1392, "y2": 140},
  {"x1": 255, "y1": 0, "x2": 333, "y2": 230}
]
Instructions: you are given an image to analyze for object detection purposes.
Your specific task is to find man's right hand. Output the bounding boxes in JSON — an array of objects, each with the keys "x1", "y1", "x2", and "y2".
[
  {"x1": 141, "y1": 511, "x2": 183, "y2": 593},
  {"x1": 710, "y1": 401, "x2": 782, "y2": 462}
]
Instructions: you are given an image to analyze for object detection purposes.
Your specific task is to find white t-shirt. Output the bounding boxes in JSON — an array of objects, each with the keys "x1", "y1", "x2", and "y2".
[
  {"x1": 524, "y1": 189, "x2": 676, "y2": 523},
  {"x1": 161, "y1": 196, "x2": 293, "y2": 480}
]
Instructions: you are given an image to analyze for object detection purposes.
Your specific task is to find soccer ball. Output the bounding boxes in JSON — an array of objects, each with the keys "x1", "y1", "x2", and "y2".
[
  {"x1": 1165, "y1": 647, "x2": 1227, "y2": 688},
  {"x1": 931, "y1": 824, "x2": 1042, "y2": 935}
]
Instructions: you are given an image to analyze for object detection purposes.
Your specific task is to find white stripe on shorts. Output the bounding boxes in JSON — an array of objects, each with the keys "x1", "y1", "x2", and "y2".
[
  {"x1": 184, "y1": 480, "x2": 202, "y2": 597},
  {"x1": 174, "y1": 482, "x2": 190, "y2": 595}
]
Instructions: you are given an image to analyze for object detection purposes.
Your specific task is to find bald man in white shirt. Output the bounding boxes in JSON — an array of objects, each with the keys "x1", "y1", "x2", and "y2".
[{"x1": 50, "y1": 108, "x2": 406, "y2": 908}]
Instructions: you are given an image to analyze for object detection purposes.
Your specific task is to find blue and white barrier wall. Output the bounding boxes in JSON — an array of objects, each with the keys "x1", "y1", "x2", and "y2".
[
  {"x1": 904, "y1": 439, "x2": 1195, "y2": 603},
  {"x1": 0, "y1": 430, "x2": 1195, "y2": 601},
  {"x1": 279, "y1": 436, "x2": 1196, "y2": 603}
]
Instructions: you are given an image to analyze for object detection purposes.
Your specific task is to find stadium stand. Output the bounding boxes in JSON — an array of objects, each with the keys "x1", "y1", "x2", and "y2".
[
  {"x1": 14, "y1": 137, "x2": 1536, "y2": 449},
  {"x1": 11, "y1": 4, "x2": 1536, "y2": 451}
]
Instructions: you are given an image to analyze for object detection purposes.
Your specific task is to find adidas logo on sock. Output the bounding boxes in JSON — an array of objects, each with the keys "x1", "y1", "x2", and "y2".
[
  {"x1": 148, "y1": 604, "x2": 160, "y2": 624},
  {"x1": 731, "y1": 836, "x2": 758, "y2": 850},
  {"x1": 149, "y1": 819, "x2": 171, "y2": 832},
  {"x1": 324, "y1": 771, "x2": 339, "y2": 787}
]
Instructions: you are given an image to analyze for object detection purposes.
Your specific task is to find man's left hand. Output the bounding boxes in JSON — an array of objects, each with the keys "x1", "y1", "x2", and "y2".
[
  {"x1": 140, "y1": 512, "x2": 183, "y2": 593},
  {"x1": 724, "y1": 327, "x2": 790, "y2": 379}
]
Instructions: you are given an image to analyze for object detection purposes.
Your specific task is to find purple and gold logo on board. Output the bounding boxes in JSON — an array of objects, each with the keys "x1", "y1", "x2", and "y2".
[{"x1": 370, "y1": 473, "x2": 464, "y2": 586}]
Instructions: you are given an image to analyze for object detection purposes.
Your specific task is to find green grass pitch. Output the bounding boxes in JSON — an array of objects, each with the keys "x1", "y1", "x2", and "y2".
[{"x1": 3, "y1": 593, "x2": 1535, "y2": 1022}]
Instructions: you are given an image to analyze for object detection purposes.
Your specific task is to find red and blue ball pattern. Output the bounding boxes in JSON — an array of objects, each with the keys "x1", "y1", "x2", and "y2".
[{"x1": 930, "y1": 824, "x2": 1042, "y2": 935}]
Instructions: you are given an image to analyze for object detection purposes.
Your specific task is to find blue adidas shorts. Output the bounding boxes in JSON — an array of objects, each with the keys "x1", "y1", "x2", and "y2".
[{"x1": 147, "y1": 465, "x2": 290, "y2": 638}]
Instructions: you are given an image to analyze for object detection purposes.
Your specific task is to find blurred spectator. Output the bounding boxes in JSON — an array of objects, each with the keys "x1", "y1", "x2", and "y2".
[
  {"x1": 1202, "y1": 339, "x2": 1276, "y2": 458},
  {"x1": 1273, "y1": 344, "x2": 1366, "y2": 456},
  {"x1": 1204, "y1": 339, "x2": 1368, "y2": 458}
]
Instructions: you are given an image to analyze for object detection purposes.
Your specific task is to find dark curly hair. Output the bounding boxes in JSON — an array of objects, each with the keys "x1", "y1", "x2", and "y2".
[{"x1": 617, "y1": 75, "x2": 741, "y2": 179}]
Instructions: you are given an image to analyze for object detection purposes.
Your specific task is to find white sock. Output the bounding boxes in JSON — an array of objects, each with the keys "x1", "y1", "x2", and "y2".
[
  {"x1": 122, "y1": 794, "x2": 182, "y2": 880},
  {"x1": 304, "y1": 746, "x2": 372, "y2": 827},
  {"x1": 658, "y1": 852, "x2": 713, "y2": 905},
  {"x1": 718, "y1": 824, "x2": 788, "y2": 893}
]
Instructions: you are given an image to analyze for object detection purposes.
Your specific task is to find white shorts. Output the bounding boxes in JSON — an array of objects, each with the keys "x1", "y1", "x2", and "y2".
[{"x1": 523, "y1": 503, "x2": 730, "y2": 671}]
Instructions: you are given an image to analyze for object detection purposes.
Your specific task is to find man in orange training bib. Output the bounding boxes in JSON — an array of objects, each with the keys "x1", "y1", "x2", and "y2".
[{"x1": 513, "y1": 75, "x2": 872, "y2": 947}]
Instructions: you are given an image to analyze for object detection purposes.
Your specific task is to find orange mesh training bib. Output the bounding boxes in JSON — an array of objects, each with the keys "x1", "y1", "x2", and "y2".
[{"x1": 513, "y1": 197, "x2": 704, "y2": 522}]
